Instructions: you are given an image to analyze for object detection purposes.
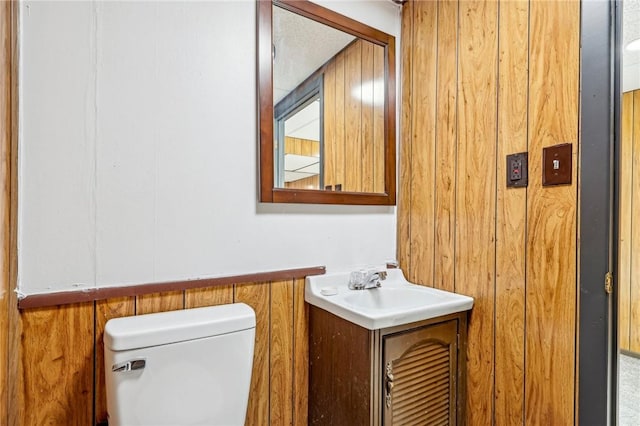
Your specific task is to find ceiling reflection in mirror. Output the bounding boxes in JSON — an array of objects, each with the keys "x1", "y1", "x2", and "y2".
[{"x1": 272, "y1": 4, "x2": 386, "y2": 193}]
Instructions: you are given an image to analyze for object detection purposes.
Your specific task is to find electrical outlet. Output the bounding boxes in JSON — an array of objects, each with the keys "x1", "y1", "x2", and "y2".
[
  {"x1": 510, "y1": 159, "x2": 522, "y2": 180},
  {"x1": 506, "y1": 152, "x2": 528, "y2": 188}
]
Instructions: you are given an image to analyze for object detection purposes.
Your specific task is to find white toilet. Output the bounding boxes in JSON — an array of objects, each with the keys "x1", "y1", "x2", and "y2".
[{"x1": 104, "y1": 303, "x2": 256, "y2": 426}]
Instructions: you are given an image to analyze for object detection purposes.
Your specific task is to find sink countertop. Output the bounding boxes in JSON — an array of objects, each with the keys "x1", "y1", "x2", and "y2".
[{"x1": 305, "y1": 269, "x2": 474, "y2": 330}]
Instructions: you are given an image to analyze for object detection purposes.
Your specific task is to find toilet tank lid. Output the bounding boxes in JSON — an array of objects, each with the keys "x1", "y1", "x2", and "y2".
[{"x1": 104, "y1": 303, "x2": 256, "y2": 351}]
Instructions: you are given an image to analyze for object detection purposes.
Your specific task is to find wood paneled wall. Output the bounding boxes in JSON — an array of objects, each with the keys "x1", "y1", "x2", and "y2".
[
  {"x1": 284, "y1": 137, "x2": 321, "y2": 190},
  {"x1": 619, "y1": 90, "x2": 640, "y2": 354},
  {"x1": 398, "y1": 0, "x2": 580, "y2": 425},
  {"x1": 1, "y1": 1, "x2": 12, "y2": 423},
  {"x1": 323, "y1": 39, "x2": 385, "y2": 193},
  {"x1": 7, "y1": 280, "x2": 309, "y2": 425},
  {"x1": 284, "y1": 137, "x2": 320, "y2": 157}
]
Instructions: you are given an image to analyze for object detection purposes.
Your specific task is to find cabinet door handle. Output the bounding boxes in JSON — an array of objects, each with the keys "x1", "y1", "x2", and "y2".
[{"x1": 385, "y1": 362, "x2": 394, "y2": 408}]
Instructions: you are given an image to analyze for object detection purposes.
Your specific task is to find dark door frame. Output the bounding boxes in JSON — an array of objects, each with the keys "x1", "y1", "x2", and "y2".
[{"x1": 578, "y1": 1, "x2": 620, "y2": 425}]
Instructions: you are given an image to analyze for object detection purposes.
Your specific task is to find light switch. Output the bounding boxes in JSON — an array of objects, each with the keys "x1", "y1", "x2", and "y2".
[{"x1": 542, "y1": 143, "x2": 572, "y2": 186}]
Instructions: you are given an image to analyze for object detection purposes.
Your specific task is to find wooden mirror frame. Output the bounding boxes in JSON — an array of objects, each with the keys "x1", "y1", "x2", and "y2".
[{"x1": 257, "y1": 0, "x2": 396, "y2": 205}]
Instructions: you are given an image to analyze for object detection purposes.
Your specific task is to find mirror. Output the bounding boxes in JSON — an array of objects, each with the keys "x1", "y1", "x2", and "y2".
[{"x1": 258, "y1": 0, "x2": 396, "y2": 205}]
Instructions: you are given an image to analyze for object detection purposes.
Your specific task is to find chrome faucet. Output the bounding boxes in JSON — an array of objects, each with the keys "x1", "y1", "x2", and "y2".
[{"x1": 349, "y1": 268, "x2": 387, "y2": 290}]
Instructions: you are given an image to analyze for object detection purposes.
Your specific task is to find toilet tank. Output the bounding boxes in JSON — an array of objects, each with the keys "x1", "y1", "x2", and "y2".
[{"x1": 104, "y1": 303, "x2": 256, "y2": 426}]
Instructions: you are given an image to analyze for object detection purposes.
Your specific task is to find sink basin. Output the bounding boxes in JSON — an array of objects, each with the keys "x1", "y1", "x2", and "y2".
[{"x1": 305, "y1": 269, "x2": 473, "y2": 330}]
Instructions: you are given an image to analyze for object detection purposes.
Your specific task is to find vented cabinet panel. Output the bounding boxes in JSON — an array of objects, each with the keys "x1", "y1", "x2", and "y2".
[
  {"x1": 309, "y1": 306, "x2": 466, "y2": 426},
  {"x1": 382, "y1": 320, "x2": 458, "y2": 426}
]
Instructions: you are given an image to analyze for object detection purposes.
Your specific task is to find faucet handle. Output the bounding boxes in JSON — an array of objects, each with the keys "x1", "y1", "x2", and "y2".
[{"x1": 349, "y1": 270, "x2": 367, "y2": 289}]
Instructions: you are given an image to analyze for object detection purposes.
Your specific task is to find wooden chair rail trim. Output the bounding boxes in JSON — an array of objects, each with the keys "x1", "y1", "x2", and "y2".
[{"x1": 17, "y1": 265, "x2": 326, "y2": 309}]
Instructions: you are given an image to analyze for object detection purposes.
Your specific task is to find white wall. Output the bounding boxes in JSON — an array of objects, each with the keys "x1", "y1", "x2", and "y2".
[
  {"x1": 624, "y1": 64, "x2": 640, "y2": 93},
  {"x1": 18, "y1": 0, "x2": 401, "y2": 295}
]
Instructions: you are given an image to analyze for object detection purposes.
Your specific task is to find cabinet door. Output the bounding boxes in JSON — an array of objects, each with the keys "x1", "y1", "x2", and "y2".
[{"x1": 382, "y1": 320, "x2": 458, "y2": 426}]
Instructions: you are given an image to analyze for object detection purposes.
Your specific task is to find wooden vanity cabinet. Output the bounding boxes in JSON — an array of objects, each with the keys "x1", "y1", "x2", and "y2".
[{"x1": 309, "y1": 306, "x2": 467, "y2": 426}]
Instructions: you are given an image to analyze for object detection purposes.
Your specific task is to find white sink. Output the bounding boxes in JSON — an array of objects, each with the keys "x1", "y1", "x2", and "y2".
[{"x1": 305, "y1": 269, "x2": 474, "y2": 330}]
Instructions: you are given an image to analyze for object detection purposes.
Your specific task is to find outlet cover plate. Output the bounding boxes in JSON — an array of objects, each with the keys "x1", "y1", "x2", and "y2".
[
  {"x1": 543, "y1": 143, "x2": 572, "y2": 186},
  {"x1": 506, "y1": 152, "x2": 528, "y2": 188}
]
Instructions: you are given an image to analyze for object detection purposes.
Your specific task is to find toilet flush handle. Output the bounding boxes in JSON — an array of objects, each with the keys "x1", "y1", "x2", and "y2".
[{"x1": 112, "y1": 358, "x2": 146, "y2": 373}]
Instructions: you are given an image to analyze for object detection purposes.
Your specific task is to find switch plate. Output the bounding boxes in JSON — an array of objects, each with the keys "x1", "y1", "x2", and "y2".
[
  {"x1": 542, "y1": 143, "x2": 572, "y2": 186},
  {"x1": 506, "y1": 152, "x2": 528, "y2": 188}
]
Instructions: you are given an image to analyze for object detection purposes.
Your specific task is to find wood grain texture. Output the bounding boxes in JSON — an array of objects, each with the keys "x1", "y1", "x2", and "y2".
[
  {"x1": 362, "y1": 41, "x2": 375, "y2": 193},
  {"x1": 631, "y1": 91, "x2": 640, "y2": 354},
  {"x1": 11, "y1": 275, "x2": 315, "y2": 426},
  {"x1": 398, "y1": 0, "x2": 413, "y2": 274},
  {"x1": 401, "y1": 1, "x2": 582, "y2": 423},
  {"x1": 0, "y1": 1, "x2": 11, "y2": 422},
  {"x1": 433, "y1": 0, "x2": 458, "y2": 293},
  {"x1": 345, "y1": 40, "x2": 363, "y2": 192},
  {"x1": 324, "y1": 60, "x2": 337, "y2": 188},
  {"x1": 408, "y1": 0, "x2": 437, "y2": 286},
  {"x1": 285, "y1": 175, "x2": 320, "y2": 190},
  {"x1": 308, "y1": 306, "x2": 371, "y2": 426},
  {"x1": 456, "y1": 1, "x2": 498, "y2": 425},
  {"x1": 335, "y1": 51, "x2": 346, "y2": 189},
  {"x1": 495, "y1": 1, "x2": 529, "y2": 425},
  {"x1": 620, "y1": 91, "x2": 634, "y2": 352},
  {"x1": 525, "y1": 0, "x2": 579, "y2": 424},
  {"x1": 6, "y1": 1, "x2": 19, "y2": 423},
  {"x1": 383, "y1": 320, "x2": 458, "y2": 425},
  {"x1": 284, "y1": 137, "x2": 320, "y2": 157},
  {"x1": 95, "y1": 297, "x2": 135, "y2": 424},
  {"x1": 373, "y1": 45, "x2": 385, "y2": 194},
  {"x1": 270, "y1": 280, "x2": 294, "y2": 425},
  {"x1": 258, "y1": 0, "x2": 275, "y2": 202},
  {"x1": 292, "y1": 278, "x2": 308, "y2": 426},
  {"x1": 235, "y1": 282, "x2": 271, "y2": 426},
  {"x1": 260, "y1": 1, "x2": 395, "y2": 205},
  {"x1": 19, "y1": 304, "x2": 94, "y2": 425},
  {"x1": 185, "y1": 285, "x2": 233, "y2": 309},
  {"x1": 18, "y1": 266, "x2": 325, "y2": 309},
  {"x1": 136, "y1": 290, "x2": 184, "y2": 315}
]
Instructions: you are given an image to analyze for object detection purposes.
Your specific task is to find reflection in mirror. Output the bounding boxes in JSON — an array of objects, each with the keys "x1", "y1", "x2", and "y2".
[
  {"x1": 257, "y1": 0, "x2": 396, "y2": 205},
  {"x1": 280, "y1": 98, "x2": 321, "y2": 189},
  {"x1": 273, "y1": 4, "x2": 386, "y2": 193}
]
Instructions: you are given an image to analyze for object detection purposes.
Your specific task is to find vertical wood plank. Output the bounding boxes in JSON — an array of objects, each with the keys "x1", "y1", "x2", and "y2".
[
  {"x1": 95, "y1": 297, "x2": 135, "y2": 424},
  {"x1": 630, "y1": 91, "x2": 640, "y2": 353},
  {"x1": 398, "y1": 0, "x2": 414, "y2": 274},
  {"x1": 285, "y1": 175, "x2": 319, "y2": 190},
  {"x1": 361, "y1": 41, "x2": 375, "y2": 193},
  {"x1": 335, "y1": 52, "x2": 346, "y2": 189},
  {"x1": 301, "y1": 138, "x2": 312, "y2": 157},
  {"x1": 0, "y1": 1, "x2": 11, "y2": 423},
  {"x1": 6, "y1": 1, "x2": 19, "y2": 423},
  {"x1": 270, "y1": 280, "x2": 294, "y2": 425},
  {"x1": 345, "y1": 41, "x2": 363, "y2": 192},
  {"x1": 235, "y1": 282, "x2": 270, "y2": 426},
  {"x1": 373, "y1": 45, "x2": 385, "y2": 194},
  {"x1": 136, "y1": 290, "x2": 184, "y2": 315},
  {"x1": 525, "y1": 0, "x2": 579, "y2": 423},
  {"x1": 495, "y1": 1, "x2": 529, "y2": 424},
  {"x1": 456, "y1": 1, "x2": 498, "y2": 425},
  {"x1": 408, "y1": 0, "x2": 437, "y2": 286},
  {"x1": 433, "y1": 0, "x2": 458, "y2": 293},
  {"x1": 292, "y1": 278, "x2": 309, "y2": 426},
  {"x1": 185, "y1": 285, "x2": 234, "y2": 309},
  {"x1": 19, "y1": 303, "x2": 94, "y2": 425},
  {"x1": 620, "y1": 91, "x2": 634, "y2": 352},
  {"x1": 324, "y1": 60, "x2": 336, "y2": 188},
  {"x1": 285, "y1": 137, "x2": 318, "y2": 156}
]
